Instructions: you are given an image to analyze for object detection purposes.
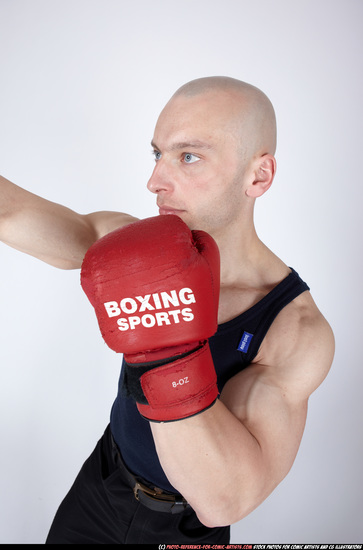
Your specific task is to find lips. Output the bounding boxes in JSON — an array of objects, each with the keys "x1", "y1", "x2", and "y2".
[{"x1": 158, "y1": 205, "x2": 185, "y2": 216}]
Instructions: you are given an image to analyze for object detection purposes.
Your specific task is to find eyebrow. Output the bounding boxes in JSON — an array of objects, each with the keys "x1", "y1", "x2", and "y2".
[{"x1": 151, "y1": 140, "x2": 213, "y2": 152}]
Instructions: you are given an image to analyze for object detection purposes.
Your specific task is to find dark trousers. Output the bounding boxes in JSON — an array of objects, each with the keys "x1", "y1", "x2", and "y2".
[{"x1": 46, "y1": 425, "x2": 230, "y2": 544}]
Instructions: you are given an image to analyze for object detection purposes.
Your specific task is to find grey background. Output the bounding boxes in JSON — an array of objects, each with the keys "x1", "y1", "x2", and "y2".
[{"x1": 0, "y1": 0, "x2": 362, "y2": 543}]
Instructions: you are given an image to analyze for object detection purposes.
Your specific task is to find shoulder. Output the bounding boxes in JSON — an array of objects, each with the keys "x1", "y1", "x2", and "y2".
[
  {"x1": 253, "y1": 290, "x2": 335, "y2": 400},
  {"x1": 83, "y1": 211, "x2": 140, "y2": 240}
]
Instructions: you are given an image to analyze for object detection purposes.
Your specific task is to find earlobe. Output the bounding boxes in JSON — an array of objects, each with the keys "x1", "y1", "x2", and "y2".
[{"x1": 245, "y1": 155, "x2": 276, "y2": 198}]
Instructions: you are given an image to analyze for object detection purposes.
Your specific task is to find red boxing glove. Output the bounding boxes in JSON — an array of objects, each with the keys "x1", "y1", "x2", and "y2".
[{"x1": 81, "y1": 215, "x2": 220, "y2": 422}]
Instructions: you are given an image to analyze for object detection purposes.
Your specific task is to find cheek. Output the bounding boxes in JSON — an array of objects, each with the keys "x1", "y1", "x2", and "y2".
[
  {"x1": 202, "y1": 178, "x2": 245, "y2": 227},
  {"x1": 182, "y1": 163, "x2": 245, "y2": 228},
  {"x1": 185, "y1": 189, "x2": 232, "y2": 233}
]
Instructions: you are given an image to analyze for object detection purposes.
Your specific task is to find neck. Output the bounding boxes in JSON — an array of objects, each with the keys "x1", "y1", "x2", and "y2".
[
  {"x1": 212, "y1": 218, "x2": 289, "y2": 290},
  {"x1": 212, "y1": 219, "x2": 290, "y2": 324}
]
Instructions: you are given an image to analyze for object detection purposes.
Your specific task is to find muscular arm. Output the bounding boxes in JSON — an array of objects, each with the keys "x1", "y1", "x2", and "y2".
[
  {"x1": 0, "y1": 175, "x2": 138, "y2": 268},
  {"x1": 150, "y1": 293, "x2": 335, "y2": 527}
]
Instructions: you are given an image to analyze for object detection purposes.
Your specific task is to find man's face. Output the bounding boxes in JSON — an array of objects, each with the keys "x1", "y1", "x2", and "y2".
[{"x1": 147, "y1": 91, "x2": 251, "y2": 237}]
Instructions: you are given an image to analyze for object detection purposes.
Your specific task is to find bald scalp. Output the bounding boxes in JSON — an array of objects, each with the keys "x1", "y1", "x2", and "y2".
[{"x1": 172, "y1": 76, "x2": 277, "y2": 157}]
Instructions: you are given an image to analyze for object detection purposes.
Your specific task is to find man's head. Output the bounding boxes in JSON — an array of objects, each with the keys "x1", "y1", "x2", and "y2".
[
  {"x1": 172, "y1": 76, "x2": 277, "y2": 158},
  {"x1": 147, "y1": 76, "x2": 277, "y2": 238}
]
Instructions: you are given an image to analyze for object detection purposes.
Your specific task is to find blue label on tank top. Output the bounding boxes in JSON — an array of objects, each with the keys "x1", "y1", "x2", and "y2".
[{"x1": 237, "y1": 331, "x2": 253, "y2": 353}]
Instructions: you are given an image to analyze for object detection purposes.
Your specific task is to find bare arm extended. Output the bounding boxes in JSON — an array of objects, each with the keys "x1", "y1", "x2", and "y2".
[{"x1": 0, "y1": 175, "x2": 138, "y2": 269}]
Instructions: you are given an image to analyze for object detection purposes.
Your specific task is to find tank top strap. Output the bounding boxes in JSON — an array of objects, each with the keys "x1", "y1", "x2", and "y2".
[{"x1": 236, "y1": 268, "x2": 310, "y2": 364}]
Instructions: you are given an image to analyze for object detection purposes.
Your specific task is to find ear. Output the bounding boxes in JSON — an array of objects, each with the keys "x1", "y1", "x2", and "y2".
[{"x1": 245, "y1": 154, "x2": 276, "y2": 198}]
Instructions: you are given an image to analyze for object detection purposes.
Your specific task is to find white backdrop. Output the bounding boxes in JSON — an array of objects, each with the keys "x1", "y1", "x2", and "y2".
[{"x1": 0, "y1": 0, "x2": 362, "y2": 544}]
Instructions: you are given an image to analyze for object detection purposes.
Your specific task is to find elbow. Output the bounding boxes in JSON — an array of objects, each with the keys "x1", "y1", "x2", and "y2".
[
  {"x1": 191, "y1": 476, "x2": 271, "y2": 528},
  {"x1": 54, "y1": 258, "x2": 83, "y2": 270},
  {"x1": 37, "y1": 256, "x2": 83, "y2": 270},
  {"x1": 196, "y1": 507, "x2": 247, "y2": 530},
  {"x1": 196, "y1": 511, "x2": 233, "y2": 529},
  {"x1": 193, "y1": 494, "x2": 259, "y2": 529}
]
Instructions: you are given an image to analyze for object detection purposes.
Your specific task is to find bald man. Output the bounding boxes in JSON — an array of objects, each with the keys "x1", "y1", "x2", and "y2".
[{"x1": 0, "y1": 77, "x2": 334, "y2": 544}]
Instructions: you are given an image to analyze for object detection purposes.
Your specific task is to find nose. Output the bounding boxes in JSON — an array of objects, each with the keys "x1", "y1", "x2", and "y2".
[{"x1": 147, "y1": 160, "x2": 173, "y2": 195}]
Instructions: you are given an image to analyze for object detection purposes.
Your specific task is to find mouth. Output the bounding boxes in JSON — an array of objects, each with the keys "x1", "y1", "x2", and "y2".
[{"x1": 158, "y1": 205, "x2": 185, "y2": 216}]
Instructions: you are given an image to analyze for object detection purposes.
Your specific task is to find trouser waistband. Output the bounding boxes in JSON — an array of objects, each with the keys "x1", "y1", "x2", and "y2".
[{"x1": 110, "y1": 433, "x2": 190, "y2": 514}]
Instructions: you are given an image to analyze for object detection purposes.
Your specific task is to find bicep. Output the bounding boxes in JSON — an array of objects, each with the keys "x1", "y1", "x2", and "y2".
[
  {"x1": 2, "y1": 199, "x2": 138, "y2": 269},
  {"x1": 83, "y1": 211, "x2": 139, "y2": 241},
  {"x1": 1, "y1": 175, "x2": 140, "y2": 268},
  {"x1": 38, "y1": 210, "x2": 139, "y2": 269}
]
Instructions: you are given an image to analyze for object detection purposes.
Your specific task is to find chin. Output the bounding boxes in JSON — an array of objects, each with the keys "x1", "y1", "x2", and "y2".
[
  {"x1": 172, "y1": 211, "x2": 194, "y2": 229},
  {"x1": 180, "y1": 214, "x2": 199, "y2": 231},
  {"x1": 160, "y1": 210, "x2": 208, "y2": 234}
]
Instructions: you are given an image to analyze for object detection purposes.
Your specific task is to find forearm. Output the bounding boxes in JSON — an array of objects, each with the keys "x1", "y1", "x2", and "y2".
[{"x1": 150, "y1": 399, "x2": 267, "y2": 527}]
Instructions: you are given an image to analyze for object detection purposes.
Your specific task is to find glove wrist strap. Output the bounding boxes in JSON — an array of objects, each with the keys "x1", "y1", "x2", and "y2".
[{"x1": 123, "y1": 343, "x2": 218, "y2": 422}]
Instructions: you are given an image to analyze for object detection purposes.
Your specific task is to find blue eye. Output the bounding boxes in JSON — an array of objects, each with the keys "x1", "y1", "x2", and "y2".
[
  {"x1": 152, "y1": 150, "x2": 161, "y2": 161},
  {"x1": 183, "y1": 153, "x2": 199, "y2": 164}
]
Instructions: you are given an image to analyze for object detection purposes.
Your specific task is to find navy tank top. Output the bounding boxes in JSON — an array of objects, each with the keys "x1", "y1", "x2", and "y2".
[{"x1": 110, "y1": 268, "x2": 309, "y2": 492}]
